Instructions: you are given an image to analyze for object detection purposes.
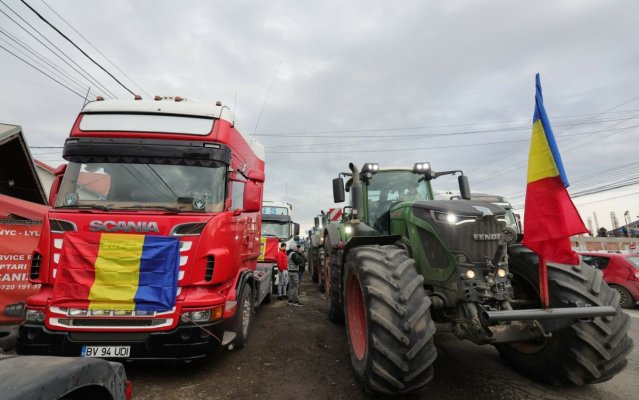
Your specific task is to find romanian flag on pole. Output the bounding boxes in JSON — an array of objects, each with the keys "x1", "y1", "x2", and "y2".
[
  {"x1": 522, "y1": 74, "x2": 588, "y2": 265},
  {"x1": 50, "y1": 232, "x2": 180, "y2": 311}
]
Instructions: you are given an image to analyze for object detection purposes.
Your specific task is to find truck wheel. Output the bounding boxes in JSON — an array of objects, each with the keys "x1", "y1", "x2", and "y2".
[
  {"x1": 325, "y1": 241, "x2": 344, "y2": 323},
  {"x1": 609, "y1": 284, "x2": 635, "y2": 309},
  {"x1": 233, "y1": 283, "x2": 254, "y2": 348},
  {"x1": 311, "y1": 248, "x2": 319, "y2": 283},
  {"x1": 344, "y1": 245, "x2": 436, "y2": 395},
  {"x1": 497, "y1": 244, "x2": 633, "y2": 385}
]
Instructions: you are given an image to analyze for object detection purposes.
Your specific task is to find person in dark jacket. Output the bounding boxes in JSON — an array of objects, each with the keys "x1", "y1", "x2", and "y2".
[
  {"x1": 287, "y1": 245, "x2": 304, "y2": 306},
  {"x1": 295, "y1": 244, "x2": 306, "y2": 285}
]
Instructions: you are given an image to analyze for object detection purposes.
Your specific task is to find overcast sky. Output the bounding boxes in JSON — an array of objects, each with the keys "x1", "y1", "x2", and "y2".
[{"x1": 1, "y1": 0, "x2": 638, "y2": 233}]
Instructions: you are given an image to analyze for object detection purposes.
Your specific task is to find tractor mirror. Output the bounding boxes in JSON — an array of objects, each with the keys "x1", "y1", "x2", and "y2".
[
  {"x1": 333, "y1": 178, "x2": 345, "y2": 203},
  {"x1": 459, "y1": 175, "x2": 471, "y2": 200},
  {"x1": 314, "y1": 217, "x2": 319, "y2": 229},
  {"x1": 294, "y1": 223, "x2": 300, "y2": 236}
]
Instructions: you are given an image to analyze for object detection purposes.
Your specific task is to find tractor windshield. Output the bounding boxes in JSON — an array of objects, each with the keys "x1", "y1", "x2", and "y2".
[
  {"x1": 54, "y1": 162, "x2": 226, "y2": 212},
  {"x1": 366, "y1": 170, "x2": 432, "y2": 226}
]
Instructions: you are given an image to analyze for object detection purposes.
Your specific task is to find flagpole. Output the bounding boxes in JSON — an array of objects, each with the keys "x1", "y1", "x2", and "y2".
[{"x1": 538, "y1": 256, "x2": 550, "y2": 308}]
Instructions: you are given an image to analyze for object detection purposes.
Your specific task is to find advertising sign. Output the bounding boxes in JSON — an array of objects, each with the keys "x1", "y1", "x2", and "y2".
[{"x1": 0, "y1": 220, "x2": 41, "y2": 323}]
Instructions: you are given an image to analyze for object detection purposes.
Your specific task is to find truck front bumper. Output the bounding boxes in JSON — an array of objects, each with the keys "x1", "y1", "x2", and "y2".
[{"x1": 17, "y1": 319, "x2": 231, "y2": 360}]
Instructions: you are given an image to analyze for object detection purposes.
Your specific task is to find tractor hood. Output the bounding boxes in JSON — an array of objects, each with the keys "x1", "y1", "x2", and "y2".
[
  {"x1": 409, "y1": 200, "x2": 507, "y2": 266},
  {"x1": 410, "y1": 200, "x2": 506, "y2": 218}
]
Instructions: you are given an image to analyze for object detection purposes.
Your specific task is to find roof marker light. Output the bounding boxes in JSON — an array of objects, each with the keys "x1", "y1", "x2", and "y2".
[{"x1": 134, "y1": 95, "x2": 142, "y2": 100}]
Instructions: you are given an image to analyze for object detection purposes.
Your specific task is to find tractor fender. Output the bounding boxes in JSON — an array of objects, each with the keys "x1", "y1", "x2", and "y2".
[
  {"x1": 324, "y1": 224, "x2": 343, "y2": 249},
  {"x1": 341, "y1": 234, "x2": 402, "y2": 266}
]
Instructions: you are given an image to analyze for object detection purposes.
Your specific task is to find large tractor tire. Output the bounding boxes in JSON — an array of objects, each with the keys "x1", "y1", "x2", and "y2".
[
  {"x1": 344, "y1": 245, "x2": 436, "y2": 395},
  {"x1": 497, "y1": 244, "x2": 633, "y2": 385},
  {"x1": 324, "y1": 239, "x2": 344, "y2": 323},
  {"x1": 310, "y1": 247, "x2": 319, "y2": 283}
]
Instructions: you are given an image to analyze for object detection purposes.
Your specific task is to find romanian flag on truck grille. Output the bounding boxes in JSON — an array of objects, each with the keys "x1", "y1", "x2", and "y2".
[
  {"x1": 522, "y1": 74, "x2": 588, "y2": 265},
  {"x1": 50, "y1": 232, "x2": 180, "y2": 311}
]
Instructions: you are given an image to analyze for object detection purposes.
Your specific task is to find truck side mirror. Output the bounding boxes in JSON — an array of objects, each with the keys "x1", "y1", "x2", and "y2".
[
  {"x1": 458, "y1": 175, "x2": 471, "y2": 200},
  {"x1": 314, "y1": 217, "x2": 319, "y2": 229},
  {"x1": 294, "y1": 223, "x2": 300, "y2": 236},
  {"x1": 242, "y1": 181, "x2": 262, "y2": 212},
  {"x1": 333, "y1": 178, "x2": 345, "y2": 203},
  {"x1": 48, "y1": 163, "x2": 67, "y2": 207}
]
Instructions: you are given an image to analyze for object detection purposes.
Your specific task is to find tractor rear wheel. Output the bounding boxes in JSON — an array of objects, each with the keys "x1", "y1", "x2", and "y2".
[
  {"x1": 310, "y1": 247, "x2": 319, "y2": 283},
  {"x1": 325, "y1": 240, "x2": 344, "y2": 323},
  {"x1": 497, "y1": 244, "x2": 633, "y2": 385},
  {"x1": 344, "y1": 245, "x2": 436, "y2": 395}
]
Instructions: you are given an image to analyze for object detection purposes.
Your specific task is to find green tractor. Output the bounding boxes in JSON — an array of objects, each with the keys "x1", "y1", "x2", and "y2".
[
  {"x1": 323, "y1": 162, "x2": 632, "y2": 395},
  {"x1": 308, "y1": 213, "x2": 327, "y2": 285}
]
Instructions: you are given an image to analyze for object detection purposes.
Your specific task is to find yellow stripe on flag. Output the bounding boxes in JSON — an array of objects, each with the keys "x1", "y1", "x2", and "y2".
[
  {"x1": 527, "y1": 120, "x2": 560, "y2": 183},
  {"x1": 88, "y1": 233, "x2": 145, "y2": 310}
]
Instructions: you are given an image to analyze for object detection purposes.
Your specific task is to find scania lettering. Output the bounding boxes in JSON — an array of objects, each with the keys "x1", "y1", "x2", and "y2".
[
  {"x1": 89, "y1": 220, "x2": 160, "y2": 233},
  {"x1": 18, "y1": 96, "x2": 270, "y2": 360}
]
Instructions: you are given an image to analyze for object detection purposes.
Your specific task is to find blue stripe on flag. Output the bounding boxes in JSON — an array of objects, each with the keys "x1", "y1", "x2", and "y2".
[
  {"x1": 533, "y1": 73, "x2": 569, "y2": 187},
  {"x1": 134, "y1": 236, "x2": 180, "y2": 311}
]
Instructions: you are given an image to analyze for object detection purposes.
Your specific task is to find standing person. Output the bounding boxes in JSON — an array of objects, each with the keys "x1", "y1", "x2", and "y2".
[
  {"x1": 276, "y1": 243, "x2": 289, "y2": 300},
  {"x1": 287, "y1": 246, "x2": 303, "y2": 306},
  {"x1": 296, "y1": 244, "x2": 306, "y2": 285}
]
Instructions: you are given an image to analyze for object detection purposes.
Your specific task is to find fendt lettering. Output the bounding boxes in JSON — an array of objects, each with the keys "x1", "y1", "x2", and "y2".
[
  {"x1": 472, "y1": 233, "x2": 501, "y2": 240},
  {"x1": 19, "y1": 97, "x2": 268, "y2": 361},
  {"x1": 89, "y1": 220, "x2": 160, "y2": 233}
]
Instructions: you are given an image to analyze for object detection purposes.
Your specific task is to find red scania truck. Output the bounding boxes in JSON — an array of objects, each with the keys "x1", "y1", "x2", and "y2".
[{"x1": 17, "y1": 96, "x2": 270, "y2": 360}]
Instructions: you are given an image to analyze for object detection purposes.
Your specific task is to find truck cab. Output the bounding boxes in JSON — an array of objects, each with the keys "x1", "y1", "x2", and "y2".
[{"x1": 18, "y1": 97, "x2": 269, "y2": 360}]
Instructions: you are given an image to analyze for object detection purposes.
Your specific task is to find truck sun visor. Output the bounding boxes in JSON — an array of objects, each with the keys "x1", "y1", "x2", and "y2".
[{"x1": 62, "y1": 137, "x2": 231, "y2": 167}]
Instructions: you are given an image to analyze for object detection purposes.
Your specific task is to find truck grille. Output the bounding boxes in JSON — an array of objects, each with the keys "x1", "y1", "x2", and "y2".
[{"x1": 59, "y1": 318, "x2": 167, "y2": 327}]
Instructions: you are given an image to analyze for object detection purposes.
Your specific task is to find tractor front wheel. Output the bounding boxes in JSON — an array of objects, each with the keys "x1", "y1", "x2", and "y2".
[
  {"x1": 344, "y1": 245, "x2": 436, "y2": 395},
  {"x1": 497, "y1": 245, "x2": 633, "y2": 385}
]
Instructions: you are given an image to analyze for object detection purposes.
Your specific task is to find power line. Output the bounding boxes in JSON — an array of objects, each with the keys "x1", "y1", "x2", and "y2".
[
  {"x1": 0, "y1": 43, "x2": 84, "y2": 98},
  {"x1": 21, "y1": 0, "x2": 137, "y2": 96},
  {"x1": 0, "y1": 28, "x2": 98, "y2": 97},
  {"x1": 0, "y1": 1, "x2": 117, "y2": 98},
  {"x1": 38, "y1": 0, "x2": 151, "y2": 98}
]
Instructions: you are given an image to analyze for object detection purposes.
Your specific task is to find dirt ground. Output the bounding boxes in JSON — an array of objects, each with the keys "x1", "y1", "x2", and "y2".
[{"x1": 126, "y1": 275, "x2": 364, "y2": 400}]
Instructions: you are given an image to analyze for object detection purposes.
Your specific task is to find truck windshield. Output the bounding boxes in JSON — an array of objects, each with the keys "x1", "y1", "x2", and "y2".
[
  {"x1": 54, "y1": 162, "x2": 226, "y2": 212},
  {"x1": 261, "y1": 221, "x2": 291, "y2": 239},
  {"x1": 366, "y1": 170, "x2": 432, "y2": 224}
]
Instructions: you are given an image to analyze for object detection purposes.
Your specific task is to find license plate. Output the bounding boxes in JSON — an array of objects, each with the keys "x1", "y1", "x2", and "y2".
[{"x1": 81, "y1": 345, "x2": 130, "y2": 358}]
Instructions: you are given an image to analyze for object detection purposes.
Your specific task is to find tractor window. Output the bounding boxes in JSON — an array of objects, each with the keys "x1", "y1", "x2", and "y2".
[{"x1": 366, "y1": 170, "x2": 432, "y2": 227}]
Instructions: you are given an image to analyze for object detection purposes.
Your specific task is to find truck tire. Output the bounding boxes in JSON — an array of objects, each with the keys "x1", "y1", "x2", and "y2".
[
  {"x1": 324, "y1": 239, "x2": 344, "y2": 323},
  {"x1": 233, "y1": 283, "x2": 254, "y2": 349},
  {"x1": 344, "y1": 245, "x2": 436, "y2": 395},
  {"x1": 497, "y1": 244, "x2": 633, "y2": 385},
  {"x1": 609, "y1": 284, "x2": 635, "y2": 309}
]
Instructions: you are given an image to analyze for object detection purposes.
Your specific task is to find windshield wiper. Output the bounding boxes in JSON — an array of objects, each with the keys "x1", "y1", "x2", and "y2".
[
  {"x1": 57, "y1": 204, "x2": 111, "y2": 211},
  {"x1": 116, "y1": 205, "x2": 181, "y2": 213}
]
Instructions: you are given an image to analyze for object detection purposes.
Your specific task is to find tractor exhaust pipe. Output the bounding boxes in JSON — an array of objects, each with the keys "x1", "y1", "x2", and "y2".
[{"x1": 349, "y1": 163, "x2": 362, "y2": 220}]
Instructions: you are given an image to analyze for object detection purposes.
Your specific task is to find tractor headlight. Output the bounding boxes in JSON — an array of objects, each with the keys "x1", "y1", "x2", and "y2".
[
  {"x1": 345, "y1": 225, "x2": 353, "y2": 235},
  {"x1": 497, "y1": 268, "x2": 507, "y2": 278},
  {"x1": 434, "y1": 211, "x2": 475, "y2": 225},
  {"x1": 413, "y1": 162, "x2": 431, "y2": 173},
  {"x1": 361, "y1": 163, "x2": 379, "y2": 173},
  {"x1": 465, "y1": 270, "x2": 476, "y2": 279}
]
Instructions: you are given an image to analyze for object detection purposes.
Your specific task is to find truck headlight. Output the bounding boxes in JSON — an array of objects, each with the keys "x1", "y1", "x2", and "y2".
[
  {"x1": 26, "y1": 309, "x2": 45, "y2": 323},
  {"x1": 181, "y1": 309, "x2": 212, "y2": 323}
]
